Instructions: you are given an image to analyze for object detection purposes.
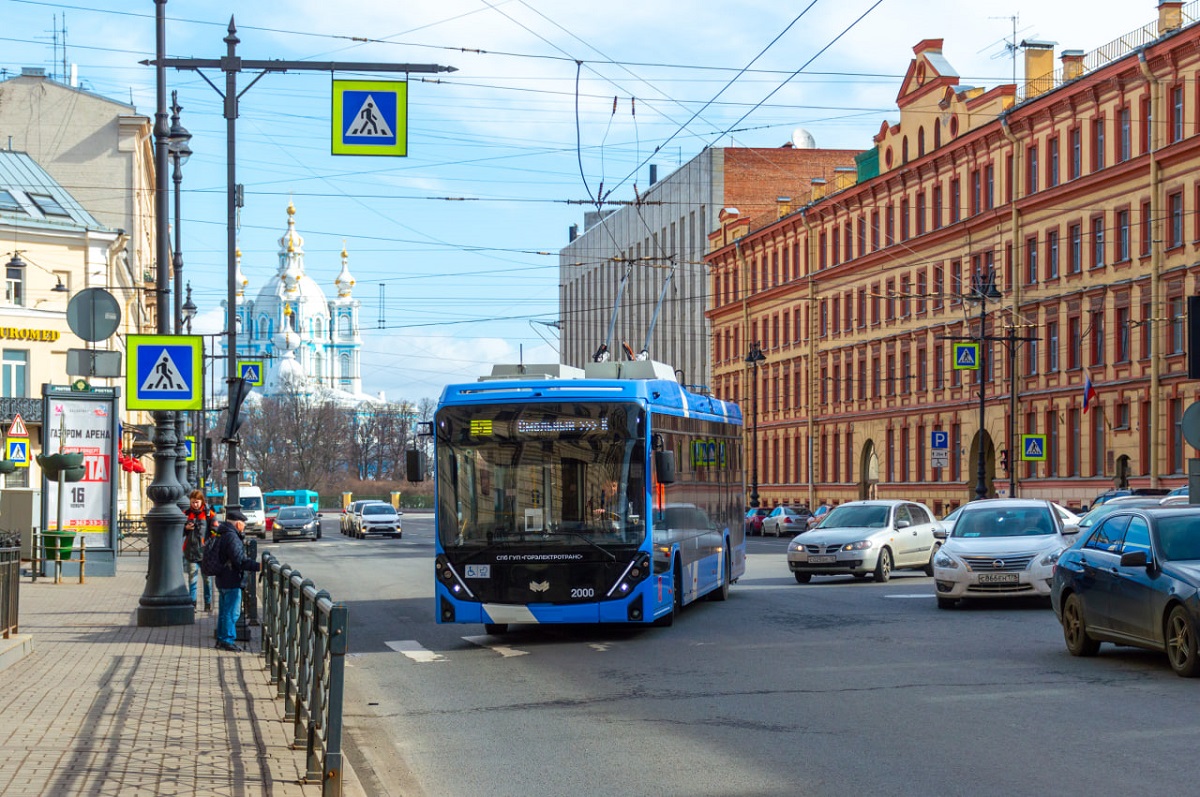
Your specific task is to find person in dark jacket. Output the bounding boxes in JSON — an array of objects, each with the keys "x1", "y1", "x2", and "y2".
[
  {"x1": 183, "y1": 489, "x2": 219, "y2": 611},
  {"x1": 214, "y1": 507, "x2": 260, "y2": 652}
]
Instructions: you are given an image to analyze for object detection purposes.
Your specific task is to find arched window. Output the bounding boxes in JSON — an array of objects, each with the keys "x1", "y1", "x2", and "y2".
[
  {"x1": 902, "y1": 136, "x2": 909, "y2": 164},
  {"x1": 340, "y1": 353, "x2": 351, "y2": 382},
  {"x1": 918, "y1": 127, "x2": 926, "y2": 157},
  {"x1": 339, "y1": 314, "x2": 352, "y2": 337},
  {"x1": 934, "y1": 121, "x2": 942, "y2": 149},
  {"x1": 314, "y1": 351, "x2": 324, "y2": 382}
]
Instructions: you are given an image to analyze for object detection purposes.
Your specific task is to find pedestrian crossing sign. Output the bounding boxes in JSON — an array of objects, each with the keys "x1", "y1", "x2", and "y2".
[
  {"x1": 7, "y1": 439, "x2": 28, "y2": 467},
  {"x1": 185, "y1": 435, "x2": 196, "y2": 462},
  {"x1": 126, "y1": 334, "x2": 202, "y2": 410},
  {"x1": 238, "y1": 360, "x2": 264, "y2": 386},
  {"x1": 952, "y1": 342, "x2": 980, "y2": 370},
  {"x1": 332, "y1": 79, "x2": 408, "y2": 157},
  {"x1": 1021, "y1": 434, "x2": 1047, "y2": 462}
]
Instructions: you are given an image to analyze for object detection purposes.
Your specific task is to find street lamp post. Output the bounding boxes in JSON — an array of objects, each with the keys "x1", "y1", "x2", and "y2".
[
  {"x1": 138, "y1": 0, "x2": 191, "y2": 627},
  {"x1": 968, "y1": 267, "x2": 1002, "y2": 501},
  {"x1": 182, "y1": 283, "x2": 198, "y2": 487},
  {"x1": 745, "y1": 341, "x2": 766, "y2": 508},
  {"x1": 168, "y1": 91, "x2": 193, "y2": 511}
]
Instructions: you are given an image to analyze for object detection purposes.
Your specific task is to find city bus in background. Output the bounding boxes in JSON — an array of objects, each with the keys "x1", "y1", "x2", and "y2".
[
  {"x1": 263, "y1": 489, "x2": 320, "y2": 514},
  {"x1": 427, "y1": 360, "x2": 744, "y2": 634}
]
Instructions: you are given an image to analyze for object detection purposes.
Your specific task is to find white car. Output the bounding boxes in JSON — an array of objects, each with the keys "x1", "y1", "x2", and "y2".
[
  {"x1": 786, "y1": 499, "x2": 941, "y2": 583},
  {"x1": 354, "y1": 502, "x2": 403, "y2": 539},
  {"x1": 932, "y1": 498, "x2": 1078, "y2": 609}
]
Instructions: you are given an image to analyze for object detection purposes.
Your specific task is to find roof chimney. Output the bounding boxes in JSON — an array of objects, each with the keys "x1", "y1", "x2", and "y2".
[
  {"x1": 649, "y1": 164, "x2": 658, "y2": 185},
  {"x1": 569, "y1": 224, "x2": 578, "y2": 242},
  {"x1": 1061, "y1": 50, "x2": 1085, "y2": 82},
  {"x1": 1160, "y1": 0, "x2": 1184, "y2": 33},
  {"x1": 776, "y1": 197, "x2": 792, "y2": 219},
  {"x1": 1021, "y1": 40, "x2": 1056, "y2": 99},
  {"x1": 20, "y1": 67, "x2": 46, "y2": 78}
]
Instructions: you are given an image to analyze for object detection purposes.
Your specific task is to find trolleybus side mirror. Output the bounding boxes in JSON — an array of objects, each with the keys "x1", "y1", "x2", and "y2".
[
  {"x1": 406, "y1": 449, "x2": 425, "y2": 482},
  {"x1": 654, "y1": 450, "x2": 676, "y2": 484}
]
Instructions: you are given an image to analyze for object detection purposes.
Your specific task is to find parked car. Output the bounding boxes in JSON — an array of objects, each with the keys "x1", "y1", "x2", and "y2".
[
  {"x1": 1090, "y1": 487, "x2": 1170, "y2": 508},
  {"x1": 355, "y1": 502, "x2": 402, "y2": 539},
  {"x1": 806, "y1": 503, "x2": 831, "y2": 529},
  {"x1": 1074, "y1": 497, "x2": 1165, "y2": 535},
  {"x1": 745, "y1": 508, "x2": 769, "y2": 536},
  {"x1": 1168, "y1": 485, "x2": 1188, "y2": 497},
  {"x1": 762, "y1": 505, "x2": 811, "y2": 537},
  {"x1": 271, "y1": 506, "x2": 321, "y2": 543},
  {"x1": 932, "y1": 498, "x2": 1075, "y2": 609},
  {"x1": 1052, "y1": 506, "x2": 1200, "y2": 676},
  {"x1": 786, "y1": 499, "x2": 941, "y2": 583},
  {"x1": 341, "y1": 500, "x2": 378, "y2": 535}
]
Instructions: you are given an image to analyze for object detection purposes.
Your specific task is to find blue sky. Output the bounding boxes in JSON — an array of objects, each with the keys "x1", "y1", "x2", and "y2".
[{"x1": 0, "y1": 0, "x2": 1164, "y2": 404}]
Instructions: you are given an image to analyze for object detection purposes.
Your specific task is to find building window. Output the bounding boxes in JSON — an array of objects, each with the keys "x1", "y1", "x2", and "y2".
[
  {"x1": 901, "y1": 198, "x2": 910, "y2": 241},
  {"x1": 1046, "y1": 229, "x2": 1059, "y2": 279},
  {"x1": 340, "y1": 353, "x2": 352, "y2": 383},
  {"x1": 916, "y1": 192, "x2": 926, "y2": 236},
  {"x1": 2, "y1": 350, "x2": 27, "y2": 397},
  {"x1": 1172, "y1": 85, "x2": 1185, "y2": 143},
  {"x1": 5, "y1": 266, "x2": 23, "y2": 307},
  {"x1": 1092, "y1": 410, "x2": 1106, "y2": 477},
  {"x1": 1117, "y1": 306, "x2": 1131, "y2": 362},
  {"x1": 933, "y1": 265, "x2": 944, "y2": 311},
  {"x1": 971, "y1": 170, "x2": 981, "y2": 216},
  {"x1": 339, "y1": 314, "x2": 352, "y2": 337},
  {"x1": 1048, "y1": 136, "x2": 1060, "y2": 187},
  {"x1": 1172, "y1": 398, "x2": 1184, "y2": 473},
  {"x1": 1069, "y1": 127, "x2": 1081, "y2": 179},
  {"x1": 1027, "y1": 145, "x2": 1039, "y2": 194},
  {"x1": 1140, "y1": 200, "x2": 1152, "y2": 256},
  {"x1": 1068, "y1": 316, "x2": 1082, "y2": 369},
  {"x1": 1141, "y1": 95, "x2": 1153, "y2": 153},
  {"x1": 1142, "y1": 301, "x2": 1152, "y2": 360},
  {"x1": 1068, "y1": 409, "x2": 1081, "y2": 476},
  {"x1": 1116, "y1": 209, "x2": 1130, "y2": 261},
  {"x1": 1092, "y1": 311, "x2": 1105, "y2": 366},
  {"x1": 1170, "y1": 296, "x2": 1185, "y2": 353},
  {"x1": 985, "y1": 164, "x2": 995, "y2": 209},
  {"x1": 1047, "y1": 320, "x2": 1059, "y2": 372},
  {"x1": 1027, "y1": 336, "x2": 1039, "y2": 375},
  {"x1": 1091, "y1": 215, "x2": 1105, "y2": 268},
  {"x1": 1120, "y1": 106, "x2": 1132, "y2": 161},
  {"x1": 950, "y1": 179, "x2": 961, "y2": 223},
  {"x1": 933, "y1": 185, "x2": 943, "y2": 230},
  {"x1": 1069, "y1": 223, "x2": 1082, "y2": 274},
  {"x1": 916, "y1": 270, "x2": 927, "y2": 315},
  {"x1": 1025, "y1": 237, "x2": 1038, "y2": 284},
  {"x1": 1092, "y1": 116, "x2": 1106, "y2": 171},
  {"x1": 1169, "y1": 191, "x2": 1184, "y2": 248}
]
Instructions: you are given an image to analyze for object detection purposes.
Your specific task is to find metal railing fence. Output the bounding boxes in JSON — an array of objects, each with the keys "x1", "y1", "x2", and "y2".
[
  {"x1": 1, "y1": 532, "x2": 18, "y2": 638},
  {"x1": 260, "y1": 552, "x2": 348, "y2": 797},
  {"x1": 117, "y1": 514, "x2": 149, "y2": 555}
]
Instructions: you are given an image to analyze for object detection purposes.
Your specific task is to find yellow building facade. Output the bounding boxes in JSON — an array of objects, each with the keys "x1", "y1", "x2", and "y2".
[{"x1": 708, "y1": 2, "x2": 1200, "y2": 516}]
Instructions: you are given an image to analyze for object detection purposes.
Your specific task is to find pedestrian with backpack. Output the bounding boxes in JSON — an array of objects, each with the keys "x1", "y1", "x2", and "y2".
[
  {"x1": 213, "y1": 507, "x2": 260, "y2": 652},
  {"x1": 182, "y1": 489, "x2": 218, "y2": 611}
]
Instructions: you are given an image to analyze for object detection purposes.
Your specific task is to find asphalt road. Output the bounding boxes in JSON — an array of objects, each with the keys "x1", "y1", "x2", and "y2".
[{"x1": 261, "y1": 514, "x2": 1200, "y2": 797}]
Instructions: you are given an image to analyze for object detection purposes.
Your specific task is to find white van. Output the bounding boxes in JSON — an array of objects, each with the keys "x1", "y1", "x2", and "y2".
[{"x1": 237, "y1": 482, "x2": 266, "y2": 538}]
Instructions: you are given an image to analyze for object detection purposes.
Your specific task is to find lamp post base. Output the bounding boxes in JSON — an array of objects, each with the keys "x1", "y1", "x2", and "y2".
[{"x1": 137, "y1": 601, "x2": 195, "y2": 627}]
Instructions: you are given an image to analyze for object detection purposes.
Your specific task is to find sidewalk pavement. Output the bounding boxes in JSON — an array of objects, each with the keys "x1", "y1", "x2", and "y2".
[{"x1": 0, "y1": 554, "x2": 365, "y2": 797}]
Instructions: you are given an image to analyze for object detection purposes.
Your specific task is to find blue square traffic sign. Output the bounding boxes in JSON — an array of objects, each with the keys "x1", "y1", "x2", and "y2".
[
  {"x1": 930, "y1": 430, "x2": 949, "y2": 450},
  {"x1": 126, "y1": 335, "x2": 202, "y2": 410}
]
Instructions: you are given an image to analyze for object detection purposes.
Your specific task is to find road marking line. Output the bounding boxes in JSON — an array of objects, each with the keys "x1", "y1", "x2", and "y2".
[
  {"x1": 385, "y1": 640, "x2": 445, "y2": 663},
  {"x1": 462, "y1": 636, "x2": 529, "y2": 657}
]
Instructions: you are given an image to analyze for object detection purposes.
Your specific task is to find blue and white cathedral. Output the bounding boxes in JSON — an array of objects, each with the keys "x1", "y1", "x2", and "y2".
[{"x1": 223, "y1": 203, "x2": 374, "y2": 403}]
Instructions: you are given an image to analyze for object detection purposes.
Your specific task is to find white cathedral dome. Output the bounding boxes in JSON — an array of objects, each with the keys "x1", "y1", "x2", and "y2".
[{"x1": 251, "y1": 203, "x2": 330, "y2": 337}]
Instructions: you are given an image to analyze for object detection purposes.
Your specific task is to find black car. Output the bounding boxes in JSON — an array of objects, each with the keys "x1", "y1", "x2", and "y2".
[
  {"x1": 1052, "y1": 506, "x2": 1200, "y2": 677},
  {"x1": 271, "y1": 506, "x2": 321, "y2": 543}
]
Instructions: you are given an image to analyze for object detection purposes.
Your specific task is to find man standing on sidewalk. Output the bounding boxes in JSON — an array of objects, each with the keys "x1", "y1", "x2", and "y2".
[{"x1": 215, "y1": 508, "x2": 260, "y2": 652}]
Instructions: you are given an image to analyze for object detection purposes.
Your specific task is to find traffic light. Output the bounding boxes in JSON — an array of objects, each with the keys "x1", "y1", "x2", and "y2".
[{"x1": 999, "y1": 448, "x2": 1009, "y2": 473}]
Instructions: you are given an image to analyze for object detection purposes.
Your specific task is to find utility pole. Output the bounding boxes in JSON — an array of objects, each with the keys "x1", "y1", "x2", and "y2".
[{"x1": 144, "y1": 17, "x2": 455, "y2": 512}]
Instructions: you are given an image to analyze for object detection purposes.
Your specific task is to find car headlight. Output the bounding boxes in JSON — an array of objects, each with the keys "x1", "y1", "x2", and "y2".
[
  {"x1": 933, "y1": 550, "x2": 959, "y2": 569},
  {"x1": 1038, "y1": 549, "x2": 1064, "y2": 568},
  {"x1": 841, "y1": 540, "x2": 873, "y2": 551},
  {"x1": 788, "y1": 539, "x2": 806, "y2": 551}
]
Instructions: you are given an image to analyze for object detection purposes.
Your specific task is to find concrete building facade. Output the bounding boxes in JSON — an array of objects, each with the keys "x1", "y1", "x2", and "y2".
[
  {"x1": 708, "y1": 0, "x2": 1200, "y2": 516},
  {"x1": 560, "y1": 146, "x2": 859, "y2": 390}
]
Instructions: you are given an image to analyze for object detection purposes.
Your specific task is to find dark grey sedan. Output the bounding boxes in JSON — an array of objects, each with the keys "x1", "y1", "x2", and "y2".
[{"x1": 271, "y1": 506, "x2": 321, "y2": 543}]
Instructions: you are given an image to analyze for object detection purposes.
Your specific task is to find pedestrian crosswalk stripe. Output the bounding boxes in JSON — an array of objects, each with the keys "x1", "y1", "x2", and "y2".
[
  {"x1": 385, "y1": 640, "x2": 445, "y2": 663},
  {"x1": 462, "y1": 636, "x2": 530, "y2": 657},
  {"x1": 140, "y1": 349, "x2": 188, "y2": 392}
]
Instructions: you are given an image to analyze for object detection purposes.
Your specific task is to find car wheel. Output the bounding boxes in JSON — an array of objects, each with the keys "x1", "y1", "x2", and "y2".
[
  {"x1": 1167, "y1": 605, "x2": 1200, "y2": 677},
  {"x1": 873, "y1": 548, "x2": 892, "y2": 583},
  {"x1": 1062, "y1": 593, "x2": 1100, "y2": 657},
  {"x1": 484, "y1": 623, "x2": 507, "y2": 635},
  {"x1": 923, "y1": 544, "x2": 940, "y2": 577},
  {"x1": 794, "y1": 572, "x2": 812, "y2": 584},
  {"x1": 936, "y1": 597, "x2": 956, "y2": 610}
]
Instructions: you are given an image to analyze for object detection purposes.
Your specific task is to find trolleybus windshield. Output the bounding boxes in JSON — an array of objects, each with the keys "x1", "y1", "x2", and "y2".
[{"x1": 436, "y1": 402, "x2": 647, "y2": 549}]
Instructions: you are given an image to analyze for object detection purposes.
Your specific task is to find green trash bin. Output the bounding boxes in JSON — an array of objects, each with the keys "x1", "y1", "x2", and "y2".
[{"x1": 42, "y1": 530, "x2": 77, "y2": 562}]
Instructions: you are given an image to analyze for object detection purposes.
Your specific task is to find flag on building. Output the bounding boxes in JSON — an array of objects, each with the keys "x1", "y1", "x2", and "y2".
[{"x1": 1083, "y1": 375, "x2": 1098, "y2": 414}]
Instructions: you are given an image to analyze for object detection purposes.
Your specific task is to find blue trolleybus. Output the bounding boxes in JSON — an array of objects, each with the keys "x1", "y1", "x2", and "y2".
[{"x1": 431, "y1": 360, "x2": 745, "y2": 634}]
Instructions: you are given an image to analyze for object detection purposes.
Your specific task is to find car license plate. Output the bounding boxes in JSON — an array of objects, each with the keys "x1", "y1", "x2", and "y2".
[
  {"x1": 978, "y1": 572, "x2": 1019, "y2": 584},
  {"x1": 808, "y1": 554, "x2": 837, "y2": 564},
  {"x1": 288, "y1": 530, "x2": 301, "y2": 535}
]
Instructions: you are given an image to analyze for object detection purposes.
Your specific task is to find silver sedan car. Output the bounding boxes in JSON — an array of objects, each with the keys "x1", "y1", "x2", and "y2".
[{"x1": 787, "y1": 500, "x2": 942, "y2": 583}]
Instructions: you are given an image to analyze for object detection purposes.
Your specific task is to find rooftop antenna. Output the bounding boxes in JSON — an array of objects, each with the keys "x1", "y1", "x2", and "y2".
[
  {"x1": 984, "y1": 14, "x2": 1034, "y2": 87},
  {"x1": 639, "y1": 264, "x2": 675, "y2": 360},
  {"x1": 377, "y1": 283, "x2": 385, "y2": 329}
]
